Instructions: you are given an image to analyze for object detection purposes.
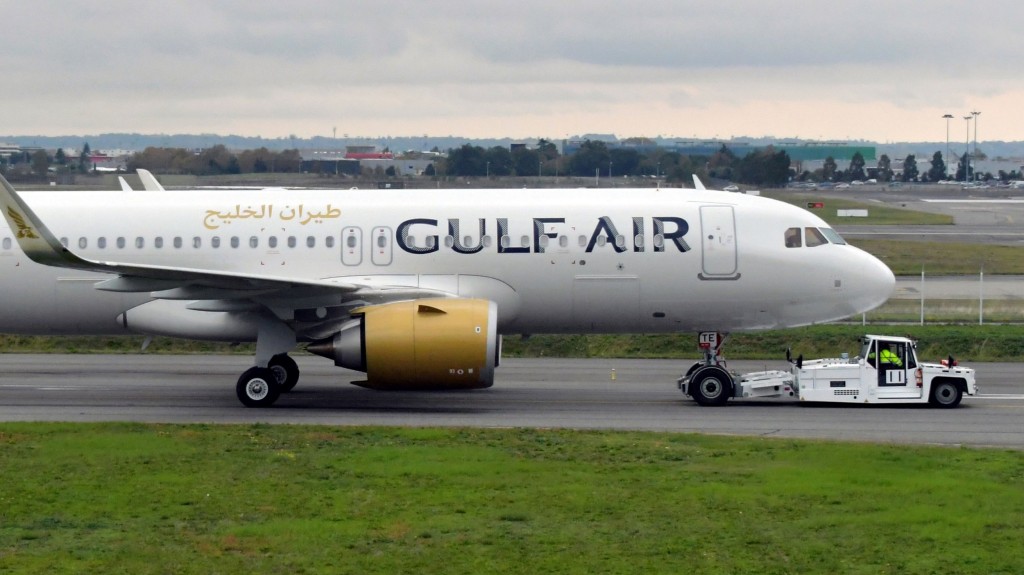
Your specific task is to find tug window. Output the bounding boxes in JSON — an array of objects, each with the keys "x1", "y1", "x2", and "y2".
[{"x1": 784, "y1": 227, "x2": 802, "y2": 248}]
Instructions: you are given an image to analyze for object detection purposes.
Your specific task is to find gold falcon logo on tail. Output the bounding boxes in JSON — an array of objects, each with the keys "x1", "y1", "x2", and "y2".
[{"x1": 7, "y1": 207, "x2": 39, "y2": 239}]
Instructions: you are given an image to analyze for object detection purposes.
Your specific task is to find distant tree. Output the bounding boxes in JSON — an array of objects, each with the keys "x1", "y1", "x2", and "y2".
[
  {"x1": 822, "y1": 156, "x2": 838, "y2": 181},
  {"x1": 608, "y1": 148, "x2": 641, "y2": 177},
  {"x1": 31, "y1": 149, "x2": 50, "y2": 178},
  {"x1": 446, "y1": 144, "x2": 487, "y2": 176},
  {"x1": 483, "y1": 146, "x2": 513, "y2": 177},
  {"x1": 876, "y1": 154, "x2": 893, "y2": 182},
  {"x1": 567, "y1": 140, "x2": 610, "y2": 177},
  {"x1": 511, "y1": 146, "x2": 540, "y2": 177},
  {"x1": 423, "y1": 163, "x2": 436, "y2": 177},
  {"x1": 54, "y1": 148, "x2": 67, "y2": 165},
  {"x1": 735, "y1": 147, "x2": 790, "y2": 187},
  {"x1": 707, "y1": 144, "x2": 737, "y2": 180},
  {"x1": 384, "y1": 165, "x2": 397, "y2": 177},
  {"x1": 78, "y1": 142, "x2": 91, "y2": 174},
  {"x1": 901, "y1": 155, "x2": 918, "y2": 182},
  {"x1": 849, "y1": 152, "x2": 866, "y2": 181},
  {"x1": 927, "y1": 151, "x2": 947, "y2": 182},
  {"x1": 955, "y1": 152, "x2": 969, "y2": 181}
]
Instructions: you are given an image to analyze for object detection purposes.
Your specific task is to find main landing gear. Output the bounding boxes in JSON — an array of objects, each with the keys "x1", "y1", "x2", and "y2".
[
  {"x1": 678, "y1": 332, "x2": 735, "y2": 406},
  {"x1": 236, "y1": 353, "x2": 301, "y2": 408}
]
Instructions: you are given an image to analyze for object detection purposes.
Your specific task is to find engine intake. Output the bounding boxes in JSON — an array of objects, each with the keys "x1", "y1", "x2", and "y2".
[{"x1": 307, "y1": 298, "x2": 500, "y2": 390}]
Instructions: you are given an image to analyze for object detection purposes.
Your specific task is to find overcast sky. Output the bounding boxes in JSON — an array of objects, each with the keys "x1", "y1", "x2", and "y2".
[{"x1": 2, "y1": 1, "x2": 1021, "y2": 142}]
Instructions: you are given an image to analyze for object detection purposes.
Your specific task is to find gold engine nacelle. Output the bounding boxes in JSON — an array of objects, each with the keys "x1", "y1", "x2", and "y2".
[{"x1": 307, "y1": 298, "x2": 500, "y2": 390}]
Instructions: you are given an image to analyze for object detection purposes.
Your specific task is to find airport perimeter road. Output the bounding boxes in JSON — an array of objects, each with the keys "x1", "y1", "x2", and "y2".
[{"x1": 1, "y1": 355, "x2": 1022, "y2": 448}]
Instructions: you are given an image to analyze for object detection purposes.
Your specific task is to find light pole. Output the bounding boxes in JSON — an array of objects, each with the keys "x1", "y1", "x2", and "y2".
[
  {"x1": 971, "y1": 110, "x2": 980, "y2": 182},
  {"x1": 963, "y1": 115, "x2": 972, "y2": 183},
  {"x1": 486, "y1": 161, "x2": 490, "y2": 179},
  {"x1": 943, "y1": 114, "x2": 953, "y2": 178}
]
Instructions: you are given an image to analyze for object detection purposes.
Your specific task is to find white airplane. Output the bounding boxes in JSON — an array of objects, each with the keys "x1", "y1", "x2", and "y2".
[{"x1": 0, "y1": 173, "x2": 894, "y2": 407}]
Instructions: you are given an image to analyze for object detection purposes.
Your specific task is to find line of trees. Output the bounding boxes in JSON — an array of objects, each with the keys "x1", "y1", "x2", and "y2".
[{"x1": 127, "y1": 145, "x2": 303, "y2": 175}]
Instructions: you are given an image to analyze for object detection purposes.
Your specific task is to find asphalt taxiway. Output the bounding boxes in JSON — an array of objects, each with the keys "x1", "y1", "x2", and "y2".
[{"x1": 1, "y1": 355, "x2": 1021, "y2": 448}]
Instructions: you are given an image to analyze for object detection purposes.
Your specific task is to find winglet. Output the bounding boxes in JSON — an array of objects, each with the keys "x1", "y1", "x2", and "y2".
[
  {"x1": 0, "y1": 173, "x2": 97, "y2": 270},
  {"x1": 118, "y1": 176, "x2": 134, "y2": 192},
  {"x1": 137, "y1": 169, "x2": 165, "y2": 192},
  {"x1": 692, "y1": 175, "x2": 707, "y2": 190}
]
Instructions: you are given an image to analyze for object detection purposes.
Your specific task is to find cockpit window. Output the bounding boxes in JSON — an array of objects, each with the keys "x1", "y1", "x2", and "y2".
[
  {"x1": 784, "y1": 227, "x2": 802, "y2": 248},
  {"x1": 805, "y1": 227, "x2": 828, "y2": 247},
  {"x1": 820, "y1": 227, "x2": 847, "y2": 245}
]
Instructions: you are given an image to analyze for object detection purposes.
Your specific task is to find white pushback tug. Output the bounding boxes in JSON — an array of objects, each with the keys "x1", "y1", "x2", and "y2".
[{"x1": 680, "y1": 333, "x2": 976, "y2": 408}]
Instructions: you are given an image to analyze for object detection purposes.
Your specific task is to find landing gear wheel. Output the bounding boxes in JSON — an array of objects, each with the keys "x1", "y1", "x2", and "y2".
[
  {"x1": 268, "y1": 354, "x2": 300, "y2": 392},
  {"x1": 689, "y1": 366, "x2": 733, "y2": 406},
  {"x1": 929, "y1": 380, "x2": 963, "y2": 408},
  {"x1": 236, "y1": 367, "x2": 281, "y2": 408}
]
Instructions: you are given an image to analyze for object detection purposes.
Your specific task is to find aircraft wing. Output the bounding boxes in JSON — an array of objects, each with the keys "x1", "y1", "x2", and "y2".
[{"x1": 0, "y1": 174, "x2": 447, "y2": 307}]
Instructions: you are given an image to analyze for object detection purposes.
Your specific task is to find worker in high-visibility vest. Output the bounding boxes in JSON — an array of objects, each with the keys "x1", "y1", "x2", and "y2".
[{"x1": 869, "y1": 344, "x2": 903, "y2": 368}]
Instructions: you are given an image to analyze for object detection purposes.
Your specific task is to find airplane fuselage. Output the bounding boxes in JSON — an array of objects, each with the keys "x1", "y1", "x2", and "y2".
[{"x1": 0, "y1": 187, "x2": 893, "y2": 338}]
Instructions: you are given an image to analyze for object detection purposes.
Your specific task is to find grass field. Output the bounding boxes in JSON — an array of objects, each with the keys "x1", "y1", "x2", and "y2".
[
  {"x1": 1, "y1": 424, "x2": 1022, "y2": 574},
  {"x1": 768, "y1": 194, "x2": 955, "y2": 226},
  {"x1": 5, "y1": 324, "x2": 1024, "y2": 362}
]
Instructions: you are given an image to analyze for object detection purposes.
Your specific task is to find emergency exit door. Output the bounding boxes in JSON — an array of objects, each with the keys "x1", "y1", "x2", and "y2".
[{"x1": 699, "y1": 205, "x2": 739, "y2": 279}]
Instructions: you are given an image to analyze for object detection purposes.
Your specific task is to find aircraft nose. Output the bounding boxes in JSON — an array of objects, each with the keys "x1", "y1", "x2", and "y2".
[{"x1": 848, "y1": 248, "x2": 896, "y2": 313}]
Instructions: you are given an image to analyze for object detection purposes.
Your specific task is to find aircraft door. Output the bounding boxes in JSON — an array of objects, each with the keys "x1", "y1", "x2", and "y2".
[
  {"x1": 699, "y1": 205, "x2": 738, "y2": 279},
  {"x1": 342, "y1": 226, "x2": 362, "y2": 266},
  {"x1": 371, "y1": 226, "x2": 392, "y2": 266}
]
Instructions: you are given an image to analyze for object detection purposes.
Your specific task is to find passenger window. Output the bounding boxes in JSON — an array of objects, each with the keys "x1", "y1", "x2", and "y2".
[
  {"x1": 805, "y1": 227, "x2": 828, "y2": 247},
  {"x1": 78, "y1": 237, "x2": 87, "y2": 249},
  {"x1": 653, "y1": 234, "x2": 664, "y2": 249},
  {"x1": 60, "y1": 237, "x2": 68, "y2": 248},
  {"x1": 559, "y1": 235, "x2": 568, "y2": 248},
  {"x1": 539, "y1": 235, "x2": 549, "y2": 249},
  {"x1": 634, "y1": 235, "x2": 644, "y2": 249},
  {"x1": 347, "y1": 235, "x2": 358, "y2": 248},
  {"x1": 520, "y1": 235, "x2": 529, "y2": 248},
  {"x1": 325, "y1": 236, "x2": 335, "y2": 248},
  {"x1": 306, "y1": 236, "x2": 315, "y2": 248},
  {"x1": 135, "y1": 237, "x2": 145, "y2": 249},
  {"x1": 249, "y1": 236, "x2": 259, "y2": 248},
  {"x1": 269, "y1": 236, "x2": 278, "y2": 249},
  {"x1": 596, "y1": 236, "x2": 607, "y2": 247},
  {"x1": 784, "y1": 227, "x2": 802, "y2": 248},
  {"x1": 287, "y1": 236, "x2": 297, "y2": 248},
  {"x1": 578, "y1": 235, "x2": 587, "y2": 247},
  {"x1": 193, "y1": 237, "x2": 202, "y2": 249},
  {"x1": 154, "y1": 237, "x2": 163, "y2": 249},
  {"x1": 444, "y1": 235, "x2": 455, "y2": 248},
  {"x1": 500, "y1": 236, "x2": 510, "y2": 248},
  {"x1": 98, "y1": 237, "x2": 107, "y2": 249},
  {"x1": 482, "y1": 235, "x2": 493, "y2": 248},
  {"x1": 376, "y1": 235, "x2": 386, "y2": 248},
  {"x1": 174, "y1": 237, "x2": 183, "y2": 249},
  {"x1": 230, "y1": 237, "x2": 240, "y2": 248},
  {"x1": 212, "y1": 236, "x2": 221, "y2": 248},
  {"x1": 2, "y1": 237, "x2": 10, "y2": 250},
  {"x1": 116, "y1": 237, "x2": 126, "y2": 249},
  {"x1": 615, "y1": 235, "x2": 626, "y2": 249}
]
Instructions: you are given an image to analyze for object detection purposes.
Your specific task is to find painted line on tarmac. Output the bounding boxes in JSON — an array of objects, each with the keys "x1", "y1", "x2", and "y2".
[{"x1": 970, "y1": 394, "x2": 1024, "y2": 400}]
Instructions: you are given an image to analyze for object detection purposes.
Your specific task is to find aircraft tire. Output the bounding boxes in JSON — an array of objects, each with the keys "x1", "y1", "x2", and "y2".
[
  {"x1": 269, "y1": 354, "x2": 300, "y2": 392},
  {"x1": 236, "y1": 367, "x2": 281, "y2": 408},
  {"x1": 929, "y1": 379, "x2": 963, "y2": 408},
  {"x1": 689, "y1": 366, "x2": 733, "y2": 406}
]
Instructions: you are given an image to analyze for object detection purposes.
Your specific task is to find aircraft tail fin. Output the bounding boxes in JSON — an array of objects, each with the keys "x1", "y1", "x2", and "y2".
[
  {"x1": 0, "y1": 173, "x2": 97, "y2": 269},
  {"x1": 137, "y1": 169, "x2": 165, "y2": 192}
]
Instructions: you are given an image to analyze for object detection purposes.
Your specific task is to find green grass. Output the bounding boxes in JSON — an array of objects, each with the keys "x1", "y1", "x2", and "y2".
[
  {"x1": 6, "y1": 325, "x2": 1024, "y2": 361},
  {"x1": 502, "y1": 324, "x2": 1024, "y2": 362},
  {"x1": 0, "y1": 424, "x2": 1021, "y2": 574},
  {"x1": 850, "y1": 239, "x2": 1024, "y2": 275},
  {"x1": 769, "y1": 194, "x2": 955, "y2": 226}
]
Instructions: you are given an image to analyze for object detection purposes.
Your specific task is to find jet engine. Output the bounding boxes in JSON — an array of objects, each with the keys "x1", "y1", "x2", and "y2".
[{"x1": 307, "y1": 298, "x2": 500, "y2": 390}]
